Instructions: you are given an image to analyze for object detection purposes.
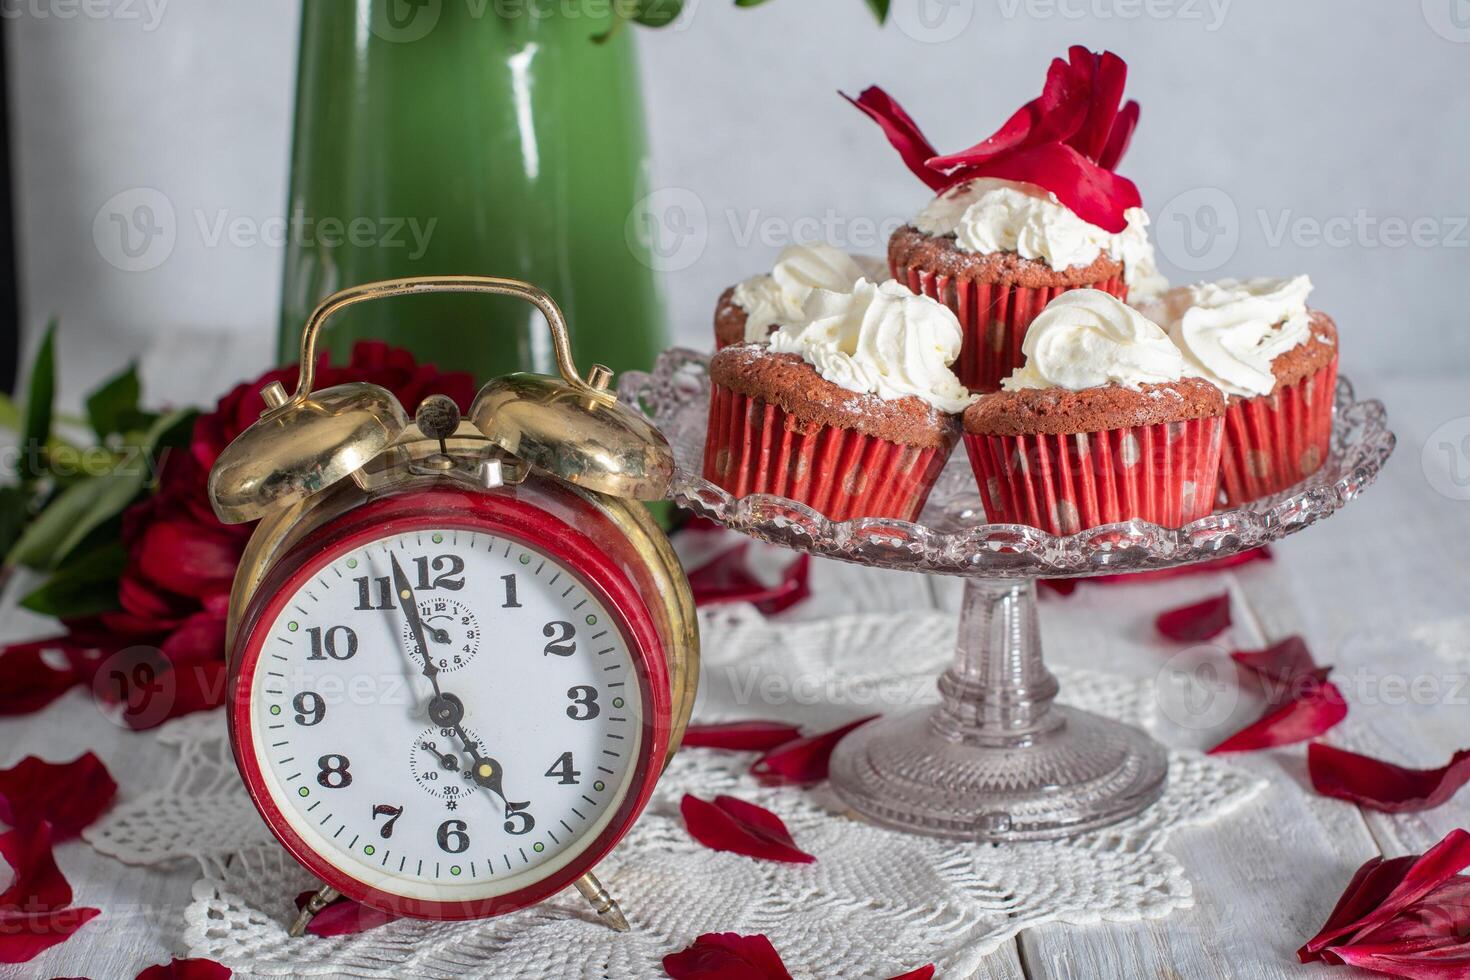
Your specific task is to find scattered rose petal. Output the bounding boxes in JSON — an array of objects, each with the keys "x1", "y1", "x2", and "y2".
[
  {"x1": 682, "y1": 721, "x2": 804, "y2": 752},
  {"x1": 885, "y1": 967, "x2": 937, "y2": 980},
  {"x1": 1301, "y1": 829, "x2": 1470, "y2": 965},
  {"x1": 0, "y1": 906, "x2": 99, "y2": 964},
  {"x1": 686, "y1": 543, "x2": 811, "y2": 616},
  {"x1": 1155, "y1": 593, "x2": 1232, "y2": 642},
  {"x1": 0, "y1": 753, "x2": 117, "y2": 838},
  {"x1": 1208, "y1": 681, "x2": 1347, "y2": 754},
  {"x1": 663, "y1": 931, "x2": 793, "y2": 980},
  {"x1": 134, "y1": 958, "x2": 231, "y2": 980},
  {"x1": 1230, "y1": 635, "x2": 1330, "y2": 688},
  {"x1": 0, "y1": 824, "x2": 72, "y2": 912},
  {"x1": 1309, "y1": 743, "x2": 1470, "y2": 814},
  {"x1": 750, "y1": 716, "x2": 878, "y2": 787},
  {"x1": 680, "y1": 795, "x2": 814, "y2": 865},
  {"x1": 0, "y1": 641, "x2": 97, "y2": 716},
  {"x1": 293, "y1": 890, "x2": 400, "y2": 937}
]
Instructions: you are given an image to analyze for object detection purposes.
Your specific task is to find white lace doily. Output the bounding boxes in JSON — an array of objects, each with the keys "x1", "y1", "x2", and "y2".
[{"x1": 85, "y1": 607, "x2": 1265, "y2": 979}]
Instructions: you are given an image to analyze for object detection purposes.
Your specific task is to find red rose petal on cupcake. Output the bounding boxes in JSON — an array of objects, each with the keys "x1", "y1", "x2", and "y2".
[
  {"x1": 1098, "y1": 99, "x2": 1140, "y2": 171},
  {"x1": 927, "y1": 52, "x2": 1092, "y2": 170},
  {"x1": 971, "y1": 141, "x2": 1141, "y2": 233},
  {"x1": 680, "y1": 794, "x2": 814, "y2": 865},
  {"x1": 134, "y1": 958, "x2": 232, "y2": 980},
  {"x1": 0, "y1": 753, "x2": 117, "y2": 839},
  {"x1": 1300, "y1": 829, "x2": 1470, "y2": 962},
  {"x1": 663, "y1": 932, "x2": 793, "y2": 980},
  {"x1": 1308, "y1": 743, "x2": 1470, "y2": 813},
  {"x1": 1208, "y1": 681, "x2": 1347, "y2": 754},
  {"x1": 841, "y1": 87, "x2": 946, "y2": 191},
  {"x1": 682, "y1": 721, "x2": 805, "y2": 752},
  {"x1": 1155, "y1": 593, "x2": 1232, "y2": 642},
  {"x1": 1069, "y1": 49, "x2": 1127, "y2": 162},
  {"x1": 749, "y1": 716, "x2": 878, "y2": 787},
  {"x1": 0, "y1": 906, "x2": 100, "y2": 964},
  {"x1": 293, "y1": 890, "x2": 400, "y2": 937},
  {"x1": 0, "y1": 824, "x2": 72, "y2": 912}
]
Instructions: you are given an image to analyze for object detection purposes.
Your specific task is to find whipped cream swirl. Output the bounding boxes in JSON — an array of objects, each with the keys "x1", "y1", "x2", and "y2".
[
  {"x1": 1141, "y1": 276, "x2": 1315, "y2": 398},
  {"x1": 768, "y1": 278, "x2": 976, "y2": 414},
  {"x1": 732, "y1": 244, "x2": 887, "y2": 342},
  {"x1": 1002, "y1": 289, "x2": 1184, "y2": 392},
  {"x1": 914, "y1": 178, "x2": 1167, "y2": 300}
]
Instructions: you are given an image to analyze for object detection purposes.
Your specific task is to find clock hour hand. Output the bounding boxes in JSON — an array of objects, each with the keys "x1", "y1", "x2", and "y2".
[{"x1": 426, "y1": 693, "x2": 528, "y2": 813}]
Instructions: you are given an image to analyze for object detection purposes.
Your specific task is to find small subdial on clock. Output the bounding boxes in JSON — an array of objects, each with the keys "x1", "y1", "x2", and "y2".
[
  {"x1": 410, "y1": 725, "x2": 483, "y2": 807},
  {"x1": 400, "y1": 597, "x2": 480, "y2": 672}
]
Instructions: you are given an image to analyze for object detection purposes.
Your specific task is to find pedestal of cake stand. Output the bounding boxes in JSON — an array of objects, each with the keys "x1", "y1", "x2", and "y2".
[{"x1": 828, "y1": 577, "x2": 1166, "y2": 842}]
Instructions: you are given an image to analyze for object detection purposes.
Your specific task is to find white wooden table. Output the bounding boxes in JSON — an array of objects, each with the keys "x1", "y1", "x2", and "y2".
[{"x1": 2, "y1": 374, "x2": 1467, "y2": 979}]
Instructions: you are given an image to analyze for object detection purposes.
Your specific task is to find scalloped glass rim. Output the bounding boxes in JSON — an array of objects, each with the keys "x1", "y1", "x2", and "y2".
[{"x1": 621, "y1": 349, "x2": 1395, "y2": 579}]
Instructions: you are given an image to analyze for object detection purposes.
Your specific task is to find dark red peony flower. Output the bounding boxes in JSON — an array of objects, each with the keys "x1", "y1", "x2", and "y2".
[
  {"x1": 845, "y1": 46, "x2": 1142, "y2": 231},
  {"x1": 0, "y1": 342, "x2": 474, "y2": 729}
]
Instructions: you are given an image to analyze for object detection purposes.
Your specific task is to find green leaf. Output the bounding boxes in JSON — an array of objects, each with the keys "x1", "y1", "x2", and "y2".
[
  {"x1": 19, "y1": 540, "x2": 127, "y2": 618},
  {"x1": 734, "y1": 0, "x2": 776, "y2": 7},
  {"x1": 0, "y1": 393, "x2": 20, "y2": 432},
  {"x1": 632, "y1": 0, "x2": 682, "y2": 27},
  {"x1": 85, "y1": 363, "x2": 143, "y2": 439},
  {"x1": 6, "y1": 477, "x2": 116, "y2": 570},
  {"x1": 19, "y1": 320, "x2": 57, "y2": 483},
  {"x1": 863, "y1": 0, "x2": 889, "y2": 21},
  {"x1": 0, "y1": 485, "x2": 33, "y2": 558}
]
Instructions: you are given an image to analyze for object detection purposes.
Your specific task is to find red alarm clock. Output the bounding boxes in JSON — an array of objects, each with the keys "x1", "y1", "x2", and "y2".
[{"x1": 208, "y1": 277, "x2": 698, "y2": 932}]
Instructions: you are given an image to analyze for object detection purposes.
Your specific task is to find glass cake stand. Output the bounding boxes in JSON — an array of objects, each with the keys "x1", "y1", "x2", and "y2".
[{"x1": 621, "y1": 350, "x2": 1395, "y2": 842}]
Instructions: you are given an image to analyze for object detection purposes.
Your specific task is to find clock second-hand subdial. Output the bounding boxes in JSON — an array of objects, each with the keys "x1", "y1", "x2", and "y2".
[{"x1": 387, "y1": 553, "x2": 530, "y2": 823}]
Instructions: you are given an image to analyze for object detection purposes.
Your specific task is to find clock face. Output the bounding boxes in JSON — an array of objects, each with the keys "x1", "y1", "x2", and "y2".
[{"x1": 239, "y1": 525, "x2": 646, "y2": 907}]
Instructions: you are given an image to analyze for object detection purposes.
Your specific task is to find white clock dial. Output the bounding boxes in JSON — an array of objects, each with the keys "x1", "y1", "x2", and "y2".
[{"x1": 246, "y1": 528, "x2": 643, "y2": 902}]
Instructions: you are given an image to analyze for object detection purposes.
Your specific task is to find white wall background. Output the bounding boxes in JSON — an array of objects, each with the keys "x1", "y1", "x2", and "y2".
[{"x1": 7, "y1": 0, "x2": 1469, "y2": 406}]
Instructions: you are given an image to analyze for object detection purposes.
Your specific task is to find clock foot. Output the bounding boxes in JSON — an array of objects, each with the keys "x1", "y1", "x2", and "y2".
[
  {"x1": 574, "y1": 873, "x2": 629, "y2": 932},
  {"x1": 288, "y1": 883, "x2": 341, "y2": 937}
]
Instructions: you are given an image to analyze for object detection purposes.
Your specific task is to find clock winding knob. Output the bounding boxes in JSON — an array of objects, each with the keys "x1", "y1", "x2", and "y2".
[{"x1": 415, "y1": 394, "x2": 462, "y2": 444}]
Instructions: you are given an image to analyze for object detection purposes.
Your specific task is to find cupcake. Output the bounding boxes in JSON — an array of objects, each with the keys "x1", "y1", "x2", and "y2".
[
  {"x1": 845, "y1": 47, "x2": 1165, "y2": 391},
  {"x1": 891, "y1": 179, "x2": 1166, "y2": 391},
  {"x1": 1141, "y1": 276, "x2": 1339, "y2": 506},
  {"x1": 714, "y1": 243, "x2": 886, "y2": 349},
  {"x1": 963, "y1": 289, "x2": 1225, "y2": 535},
  {"x1": 704, "y1": 278, "x2": 975, "y2": 521}
]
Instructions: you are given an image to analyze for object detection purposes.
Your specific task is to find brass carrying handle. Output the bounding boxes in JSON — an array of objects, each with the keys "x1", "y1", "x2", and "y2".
[{"x1": 287, "y1": 275, "x2": 611, "y2": 404}]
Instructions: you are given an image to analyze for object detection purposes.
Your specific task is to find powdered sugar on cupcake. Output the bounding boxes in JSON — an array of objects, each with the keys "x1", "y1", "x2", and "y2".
[{"x1": 768, "y1": 278, "x2": 977, "y2": 414}]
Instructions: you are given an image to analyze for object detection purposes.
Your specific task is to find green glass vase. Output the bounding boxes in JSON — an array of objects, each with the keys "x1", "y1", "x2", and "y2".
[{"x1": 279, "y1": 1, "x2": 666, "y2": 380}]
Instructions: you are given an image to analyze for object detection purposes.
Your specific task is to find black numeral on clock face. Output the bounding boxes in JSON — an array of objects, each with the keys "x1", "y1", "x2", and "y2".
[
  {"x1": 316, "y1": 754, "x2": 352, "y2": 788},
  {"x1": 543, "y1": 621, "x2": 576, "y2": 657},
  {"x1": 306, "y1": 626, "x2": 357, "y2": 661},
  {"x1": 504, "y1": 804, "x2": 535, "y2": 836},
  {"x1": 437, "y1": 819, "x2": 470, "y2": 853},
  {"x1": 354, "y1": 575, "x2": 393, "y2": 611},
  {"x1": 415, "y1": 555, "x2": 465, "y2": 591},
  {"x1": 501, "y1": 574, "x2": 521, "y2": 608},
  {"x1": 544, "y1": 751, "x2": 580, "y2": 785},
  {"x1": 292, "y1": 691, "x2": 325, "y2": 726},
  {"x1": 566, "y1": 686, "x2": 600, "y2": 720},
  {"x1": 371, "y1": 804, "x2": 403, "y2": 838}
]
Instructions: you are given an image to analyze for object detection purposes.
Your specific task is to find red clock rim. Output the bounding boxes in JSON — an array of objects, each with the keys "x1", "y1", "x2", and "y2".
[{"x1": 229, "y1": 486, "x2": 672, "y2": 921}]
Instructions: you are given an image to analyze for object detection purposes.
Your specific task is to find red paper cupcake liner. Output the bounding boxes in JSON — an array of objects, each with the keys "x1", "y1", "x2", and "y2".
[
  {"x1": 702, "y1": 383, "x2": 952, "y2": 522},
  {"x1": 894, "y1": 263, "x2": 1127, "y2": 393},
  {"x1": 964, "y1": 416, "x2": 1224, "y2": 534},
  {"x1": 1218, "y1": 357, "x2": 1338, "y2": 507}
]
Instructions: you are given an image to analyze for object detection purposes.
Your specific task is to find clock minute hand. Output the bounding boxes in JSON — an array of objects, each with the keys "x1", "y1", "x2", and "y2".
[{"x1": 388, "y1": 553, "x2": 440, "y2": 689}]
